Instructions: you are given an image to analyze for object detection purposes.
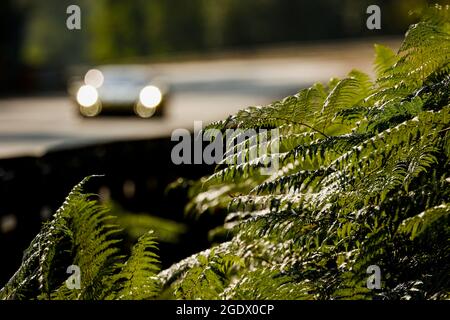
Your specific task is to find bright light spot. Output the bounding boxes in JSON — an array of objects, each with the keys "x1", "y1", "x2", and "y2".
[
  {"x1": 77, "y1": 85, "x2": 98, "y2": 107},
  {"x1": 139, "y1": 85, "x2": 162, "y2": 108},
  {"x1": 79, "y1": 103, "x2": 101, "y2": 117},
  {"x1": 135, "y1": 103, "x2": 156, "y2": 118},
  {"x1": 84, "y1": 69, "x2": 104, "y2": 88}
]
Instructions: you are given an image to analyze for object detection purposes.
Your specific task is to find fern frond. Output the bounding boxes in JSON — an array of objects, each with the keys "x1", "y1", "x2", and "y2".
[
  {"x1": 374, "y1": 44, "x2": 398, "y2": 79},
  {"x1": 109, "y1": 231, "x2": 160, "y2": 300},
  {"x1": 398, "y1": 203, "x2": 450, "y2": 240}
]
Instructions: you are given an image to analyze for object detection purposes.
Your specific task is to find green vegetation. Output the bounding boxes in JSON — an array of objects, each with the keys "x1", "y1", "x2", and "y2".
[
  {"x1": 1, "y1": 5, "x2": 449, "y2": 300},
  {"x1": 109, "y1": 202, "x2": 187, "y2": 245},
  {"x1": 17, "y1": 0, "x2": 420, "y2": 66},
  {"x1": 0, "y1": 177, "x2": 160, "y2": 300}
]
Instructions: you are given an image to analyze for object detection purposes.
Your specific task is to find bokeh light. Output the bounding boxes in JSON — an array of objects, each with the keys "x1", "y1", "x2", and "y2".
[
  {"x1": 139, "y1": 85, "x2": 162, "y2": 109},
  {"x1": 77, "y1": 85, "x2": 98, "y2": 107},
  {"x1": 84, "y1": 69, "x2": 104, "y2": 88}
]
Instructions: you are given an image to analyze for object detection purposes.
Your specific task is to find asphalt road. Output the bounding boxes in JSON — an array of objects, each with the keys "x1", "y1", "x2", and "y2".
[{"x1": 0, "y1": 38, "x2": 400, "y2": 159}]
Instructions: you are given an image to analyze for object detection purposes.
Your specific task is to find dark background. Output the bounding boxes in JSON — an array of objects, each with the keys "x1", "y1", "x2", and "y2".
[
  {"x1": 0, "y1": 137, "x2": 219, "y2": 286},
  {"x1": 0, "y1": 0, "x2": 431, "y2": 95}
]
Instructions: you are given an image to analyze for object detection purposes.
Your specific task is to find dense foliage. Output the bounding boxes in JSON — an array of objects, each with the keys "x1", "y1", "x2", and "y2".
[
  {"x1": 1, "y1": 5, "x2": 449, "y2": 300},
  {"x1": 162, "y1": 5, "x2": 450, "y2": 300},
  {"x1": 0, "y1": 177, "x2": 160, "y2": 300}
]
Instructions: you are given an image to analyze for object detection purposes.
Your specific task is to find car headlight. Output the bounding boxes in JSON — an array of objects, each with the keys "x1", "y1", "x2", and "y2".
[
  {"x1": 77, "y1": 85, "x2": 98, "y2": 107},
  {"x1": 84, "y1": 69, "x2": 104, "y2": 88},
  {"x1": 139, "y1": 85, "x2": 162, "y2": 109}
]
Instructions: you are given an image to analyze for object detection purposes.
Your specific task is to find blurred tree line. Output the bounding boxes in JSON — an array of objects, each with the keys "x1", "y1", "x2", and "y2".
[{"x1": 0, "y1": 0, "x2": 433, "y2": 93}]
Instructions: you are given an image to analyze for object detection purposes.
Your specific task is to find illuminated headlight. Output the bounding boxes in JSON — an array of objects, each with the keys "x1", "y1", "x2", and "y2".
[
  {"x1": 84, "y1": 69, "x2": 104, "y2": 88},
  {"x1": 76, "y1": 85, "x2": 98, "y2": 107},
  {"x1": 139, "y1": 85, "x2": 162, "y2": 109}
]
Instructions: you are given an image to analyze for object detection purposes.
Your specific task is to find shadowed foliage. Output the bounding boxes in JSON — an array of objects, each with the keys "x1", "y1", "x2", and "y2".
[
  {"x1": 1, "y1": 5, "x2": 449, "y2": 300},
  {"x1": 161, "y1": 5, "x2": 450, "y2": 300}
]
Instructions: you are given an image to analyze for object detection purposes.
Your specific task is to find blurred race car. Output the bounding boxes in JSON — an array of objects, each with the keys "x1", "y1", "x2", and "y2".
[{"x1": 68, "y1": 65, "x2": 169, "y2": 118}]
